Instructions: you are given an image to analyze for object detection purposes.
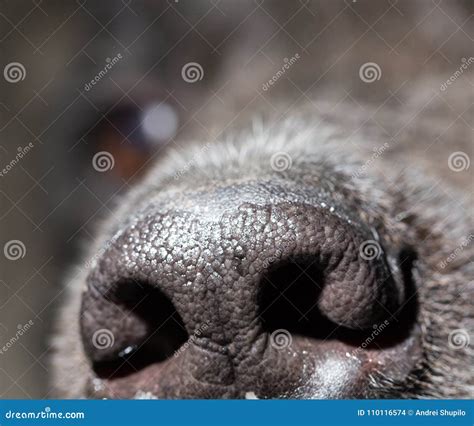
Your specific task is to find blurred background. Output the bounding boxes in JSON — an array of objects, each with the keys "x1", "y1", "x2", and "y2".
[{"x1": 0, "y1": 0, "x2": 472, "y2": 398}]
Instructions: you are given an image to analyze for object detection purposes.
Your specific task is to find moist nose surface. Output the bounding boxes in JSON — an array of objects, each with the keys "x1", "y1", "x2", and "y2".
[{"x1": 80, "y1": 182, "x2": 405, "y2": 397}]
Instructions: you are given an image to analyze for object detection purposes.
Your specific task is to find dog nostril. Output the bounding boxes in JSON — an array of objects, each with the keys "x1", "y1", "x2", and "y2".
[
  {"x1": 259, "y1": 258, "x2": 333, "y2": 338},
  {"x1": 259, "y1": 245, "x2": 403, "y2": 339},
  {"x1": 81, "y1": 279, "x2": 188, "y2": 378}
]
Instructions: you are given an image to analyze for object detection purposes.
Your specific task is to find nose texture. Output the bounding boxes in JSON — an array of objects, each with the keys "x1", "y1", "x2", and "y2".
[{"x1": 81, "y1": 182, "x2": 408, "y2": 398}]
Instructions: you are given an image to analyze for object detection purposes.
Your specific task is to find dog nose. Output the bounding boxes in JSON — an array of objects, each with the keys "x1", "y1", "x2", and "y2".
[{"x1": 80, "y1": 184, "x2": 405, "y2": 398}]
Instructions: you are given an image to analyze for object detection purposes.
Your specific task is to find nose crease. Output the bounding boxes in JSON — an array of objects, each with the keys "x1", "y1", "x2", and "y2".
[{"x1": 186, "y1": 342, "x2": 235, "y2": 386}]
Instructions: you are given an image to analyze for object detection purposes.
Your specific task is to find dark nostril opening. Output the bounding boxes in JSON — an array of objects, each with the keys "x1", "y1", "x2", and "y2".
[
  {"x1": 83, "y1": 279, "x2": 188, "y2": 379},
  {"x1": 259, "y1": 257, "x2": 335, "y2": 339},
  {"x1": 258, "y1": 252, "x2": 419, "y2": 348}
]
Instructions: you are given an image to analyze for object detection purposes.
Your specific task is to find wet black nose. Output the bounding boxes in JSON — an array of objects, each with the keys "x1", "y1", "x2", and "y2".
[{"x1": 80, "y1": 184, "x2": 405, "y2": 398}]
